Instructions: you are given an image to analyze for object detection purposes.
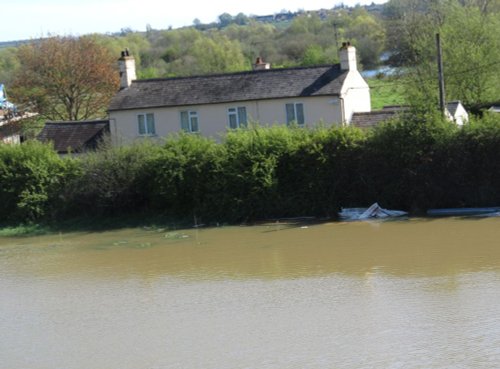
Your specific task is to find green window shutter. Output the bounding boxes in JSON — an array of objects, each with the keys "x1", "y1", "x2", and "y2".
[
  {"x1": 285, "y1": 103, "x2": 295, "y2": 124},
  {"x1": 238, "y1": 107, "x2": 247, "y2": 127},
  {"x1": 146, "y1": 113, "x2": 155, "y2": 134},
  {"x1": 296, "y1": 103, "x2": 304, "y2": 125},
  {"x1": 190, "y1": 114, "x2": 199, "y2": 132},
  {"x1": 138, "y1": 114, "x2": 146, "y2": 134},
  {"x1": 180, "y1": 111, "x2": 189, "y2": 131},
  {"x1": 228, "y1": 113, "x2": 237, "y2": 129}
]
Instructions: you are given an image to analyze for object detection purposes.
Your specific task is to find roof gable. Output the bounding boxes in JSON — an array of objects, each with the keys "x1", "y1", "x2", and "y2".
[
  {"x1": 37, "y1": 120, "x2": 109, "y2": 153},
  {"x1": 109, "y1": 65, "x2": 347, "y2": 111}
]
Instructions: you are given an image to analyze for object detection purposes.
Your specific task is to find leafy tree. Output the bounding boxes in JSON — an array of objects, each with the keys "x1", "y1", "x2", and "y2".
[
  {"x1": 11, "y1": 36, "x2": 119, "y2": 121},
  {"x1": 385, "y1": 0, "x2": 500, "y2": 108},
  {"x1": 156, "y1": 29, "x2": 248, "y2": 76},
  {"x1": 218, "y1": 13, "x2": 234, "y2": 28},
  {"x1": 345, "y1": 10, "x2": 386, "y2": 68},
  {"x1": 0, "y1": 47, "x2": 20, "y2": 85}
]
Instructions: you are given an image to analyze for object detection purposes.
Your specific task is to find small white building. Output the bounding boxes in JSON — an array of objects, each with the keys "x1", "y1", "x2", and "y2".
[
  {"x1": 445, "y1": 101, "x2": 468, "y2": 126},
  {"x1": 108, "y1": 42, "x2": 371, "y2": 143}
]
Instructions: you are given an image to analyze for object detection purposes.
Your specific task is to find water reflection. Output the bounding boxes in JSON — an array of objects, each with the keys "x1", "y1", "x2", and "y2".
[
  {"x1": 2, "y1": 217, "x2": 500, "y2": 369},
  {"x1": 1, "y1": 217, "x2": 500, "y2": 280}
]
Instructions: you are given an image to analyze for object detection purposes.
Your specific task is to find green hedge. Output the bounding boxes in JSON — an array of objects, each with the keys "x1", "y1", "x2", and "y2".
[{"x1": 1, "y1": 113, "x2": 500, "y2": 224}]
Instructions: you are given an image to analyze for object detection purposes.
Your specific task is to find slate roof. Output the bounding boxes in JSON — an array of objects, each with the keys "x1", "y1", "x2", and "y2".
[
  {"x1": 446, "y1": 101, "x2": 461, "y2": 117},
  {"x1": 108, "y1": 65, "x2": 348, "y2": 111},
  {"x1": 0, "y1": 121, "x2": 22, "y2": 140},
  {"x1": 351, "y1": 107, "x2": 405, "y2": 128},
  {"x1": 37, "y1": 120, "x2": 109, "y2": 153}
]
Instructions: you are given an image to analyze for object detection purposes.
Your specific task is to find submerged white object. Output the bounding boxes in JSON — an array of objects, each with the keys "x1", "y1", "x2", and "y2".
[{"x1": 339, "y1": 202, "x2": 407, "y2": 220}]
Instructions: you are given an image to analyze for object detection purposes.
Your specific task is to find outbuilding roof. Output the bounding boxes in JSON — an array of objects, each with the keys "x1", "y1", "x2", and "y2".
[
  {"x1": 37, "y1": 120, "x2": 109, "y2": 153},
  {"x1": 108, "y1": 64, "x2": 347, "y2": 111},
  {"x1": 351, "y1": 107, "x2": 405, "y2": 128}
]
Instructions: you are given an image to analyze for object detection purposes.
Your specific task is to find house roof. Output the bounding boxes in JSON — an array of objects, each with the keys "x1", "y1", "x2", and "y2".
[
  {"x1": 0, "y1": 121, "x2": 22, "y2": 139},
  {"x1": 108, "y1": 64, "x2": 348, "y2": 111},
  {"x1": 446, "y1": 101, "x2": 463, "y2": 117},
  {"x1": 37, "y1": 120, "x2": 109, "y2": 153},
  {"x1": 351, "y1": 107, "x2": 404, "y2": 128}
]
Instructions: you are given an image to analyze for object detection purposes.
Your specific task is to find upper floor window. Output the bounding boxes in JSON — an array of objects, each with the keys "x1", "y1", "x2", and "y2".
[
  {"x1": 180, "y1": 111, "x2": 199, "y2": 133},
  {"x1": 228, "y1": 107, "x2": 248, "y2": 129},
  {"x1": 285, "y1": 103, "x2": 304, "y2": 126},
  {"x1": 138, "y1": 113, "x2": 156, "y2": 135}
]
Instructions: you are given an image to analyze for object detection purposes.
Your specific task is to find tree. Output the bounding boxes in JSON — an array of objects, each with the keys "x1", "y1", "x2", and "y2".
[
  {"x1": 11, "y1": 36, "x2": 119, "y2": 121},
  {"x1": 385, "y1": 0, "x2": 500, "y2": 108},
  {"x1": 218, "y1": 13, "x2": 233, "y2": 28}
]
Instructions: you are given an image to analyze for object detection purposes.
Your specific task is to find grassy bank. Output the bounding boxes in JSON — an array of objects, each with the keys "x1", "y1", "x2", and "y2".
[
  {"x1": 1, "y1": 111, "x2": 500, "y2": 229},
  {"x1": 367, "y1": 76, "x2": 406, "y2": 110}
]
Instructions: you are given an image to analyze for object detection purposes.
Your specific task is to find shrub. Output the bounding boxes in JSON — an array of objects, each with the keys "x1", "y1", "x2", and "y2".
[{"x1": 0, "y1": 141, "x2": 73, "y2": 221}]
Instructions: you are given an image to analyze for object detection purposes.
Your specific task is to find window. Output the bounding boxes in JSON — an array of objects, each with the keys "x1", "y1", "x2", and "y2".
[
  {"x1": 285, "y1": 103, "x2": 305, "y2": 126},
  {"x1": 138, "y1": 113, "x2": 156, "y2": 135},
  {"x1": 228, "y1": 107, "x2": 248, "y2": 129},
  {"x1": 180, "y1": 111, "x2": 199, "y2": 133}
]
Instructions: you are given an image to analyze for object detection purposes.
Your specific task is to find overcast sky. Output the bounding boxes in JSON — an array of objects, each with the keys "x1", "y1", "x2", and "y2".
[{"x1": 2, "y1": 0, "x2": 386, "y2": 42}]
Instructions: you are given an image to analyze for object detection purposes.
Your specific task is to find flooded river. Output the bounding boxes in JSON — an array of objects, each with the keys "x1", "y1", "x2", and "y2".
[{"x1": 1, "y1": 217, "x2": 500, "y2": 369}]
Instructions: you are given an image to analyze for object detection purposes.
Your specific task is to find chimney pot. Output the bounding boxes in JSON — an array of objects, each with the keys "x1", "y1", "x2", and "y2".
[
  {"x1": 339, "y1": 41, "x2": 357, "y2": 71},
  {"x1": 118, "y1": 50, "x2": 136, "y2": 89},
  {"x1": 253, "y1": 56, "x2": 270, "y2": 70}
]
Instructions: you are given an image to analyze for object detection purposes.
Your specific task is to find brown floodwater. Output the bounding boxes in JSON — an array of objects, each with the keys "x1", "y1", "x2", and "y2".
[{"x1": 1, "y1": 217, "x2": 500, "y2": 368}]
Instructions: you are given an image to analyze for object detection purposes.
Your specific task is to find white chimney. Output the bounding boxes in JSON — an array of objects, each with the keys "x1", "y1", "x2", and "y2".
[
  {"x1": 118, "y1": 49, "x2": 136, "y2": 89},
  {"x1": 339, "y1": 42, "x2": 357, "y2": 71},
  {"x1": 253, "y1": 57, "x2": 270, "y2": 71}
]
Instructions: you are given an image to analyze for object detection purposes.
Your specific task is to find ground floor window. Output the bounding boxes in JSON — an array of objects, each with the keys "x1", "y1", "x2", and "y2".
[
  {"x1": 137, "y1": 113, "x2": 156, "y2": 135},
  {"x1": 228, "y1": 107, "x2": 248, "y2": 129},
  {"x1": 285, "y1": 103, "x2": 304, "y2": 126},
  {"x1": 180, "y1": 111, "x2": 199, "y2": 133}
]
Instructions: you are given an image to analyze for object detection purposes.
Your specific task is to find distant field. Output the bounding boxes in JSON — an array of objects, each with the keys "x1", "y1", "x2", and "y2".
[{"x1": 367, "y1": 77, "x2": 406, "y2": 110}]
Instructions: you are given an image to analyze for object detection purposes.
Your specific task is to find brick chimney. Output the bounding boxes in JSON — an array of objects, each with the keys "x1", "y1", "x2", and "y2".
[
  {"x1": 118, "y1": 49, "x2": 136, "y2": 89},
  {"x1": 339, "y1": 42, "x2": 357, "y2": 71},
  {"x1": 253, "y1": 57, "x2": 270, "y2": 71}
]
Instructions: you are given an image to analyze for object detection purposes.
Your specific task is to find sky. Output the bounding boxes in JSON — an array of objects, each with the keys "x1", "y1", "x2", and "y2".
[{"x1": 1, "y1": 0, "x2": 386, "y2": 42}]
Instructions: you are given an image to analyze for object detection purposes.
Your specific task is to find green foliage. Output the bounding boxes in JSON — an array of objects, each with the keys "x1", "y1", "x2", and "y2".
[
  {"x1": 385, "y1": 0, "x2": 500, "y2": 108},
  {"x1": 0, "y1": 47, "x2": 20, "y2": 85},
  {"x1": 156, "y1": 29, "x2": 248, "y2": 76},
  {"x1": 0, "y1": 141, "x2": 74, "y2": 221},
  {"x1": 4, "y1": 114, "x2": 500, "y2": 224},
  {"x1": 147, "y1": 134, "x2": 225, "y2": 220},
  {"x1": 62, "y1": 140, "x2": 161, "y2": 217},
  {"x1": 368, "y1": 76, "x2": 407, "y2": 110}
]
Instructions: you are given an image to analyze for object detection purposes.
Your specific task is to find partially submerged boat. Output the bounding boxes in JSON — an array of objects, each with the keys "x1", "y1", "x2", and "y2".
[
  {"x1": 339, "y1": 202, "x2": 407, "y2": 221},
  {"x1": 427, "y1": 207, "x2": 500, "y2": 217}
]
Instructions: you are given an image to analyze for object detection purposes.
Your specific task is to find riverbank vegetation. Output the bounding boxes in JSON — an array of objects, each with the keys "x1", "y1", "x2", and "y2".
[{"x1": 1, "y1": 112, "x2": 500, "y2": 227}]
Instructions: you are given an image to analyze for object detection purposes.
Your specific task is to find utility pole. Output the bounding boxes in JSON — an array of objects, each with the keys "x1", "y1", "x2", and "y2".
[
  {"x1": 436, "y1": 33, "x2": 446, "y2": 115},
  {"x1": 333, "y1": 20, "x2": 340, "y2": 59}
]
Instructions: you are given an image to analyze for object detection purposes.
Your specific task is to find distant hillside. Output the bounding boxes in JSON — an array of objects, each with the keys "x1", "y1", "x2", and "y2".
[{"x1": 0, "y1": 39, "x2": 34, "y2": 49}]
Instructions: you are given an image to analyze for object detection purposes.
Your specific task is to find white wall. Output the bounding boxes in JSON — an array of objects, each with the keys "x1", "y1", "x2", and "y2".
[
  {"x1": 109, "y1": 96, "x2": 343, "y2": 143},
  {"x1": 340, "y1": 70, "x2": 371, "y2": 124}
]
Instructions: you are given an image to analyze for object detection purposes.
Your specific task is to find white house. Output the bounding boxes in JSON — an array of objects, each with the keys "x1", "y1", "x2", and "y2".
[{"x1": 108, "y1": 42, "x2": 371, "y2": 142}]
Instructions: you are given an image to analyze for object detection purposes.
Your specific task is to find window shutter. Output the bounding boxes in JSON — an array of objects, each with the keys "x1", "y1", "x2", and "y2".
[
  {"x1": 285, "y1": 103, "x2": 295, "y2": 124},
  {"x1": 180, "y1": 111, "x2": 189, "y2": 131},
  {"x1": 296, "y1": 103, "x2": 304, "y2": 125},
  {"x1": 146, "y1": 113, "x2": 155, "y2": 134},
  {"x1": 138, "y1": 114, "x2": 146, "y2": 134},
  {"x1": 238, "y1": 107, "x2": 247, "y2": 127},
  {"x1": 190, "y1": 114, "x2": 199, "y2": 132},
  {"x1": 228, "y1": 113, "x2": 237, "y2": 129}
]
